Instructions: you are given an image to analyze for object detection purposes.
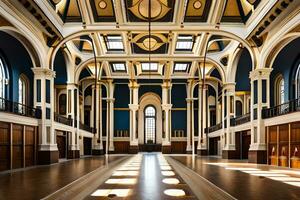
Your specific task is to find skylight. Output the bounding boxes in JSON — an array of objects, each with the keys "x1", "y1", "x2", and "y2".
[
  {"x1": 174, "y1": 63, "x2": 190, "y2": 72},
  {"x1": 105, "y1": 35, "x2": 124, "y2": 51},
  {"x1": 141, "y1": 62, "x2": 158, "y2": 72},
  {"x1": 111, "y1": 63, "x2": 126, "y2": 72},
  {"x1": 175, "y1": 35, "x2": 194, "y2": 51}
]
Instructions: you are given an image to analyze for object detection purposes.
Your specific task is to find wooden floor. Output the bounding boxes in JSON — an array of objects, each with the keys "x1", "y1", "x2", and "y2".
[
  {"x1": 0, "y1": 156, "x2": 124, "y2": 200},
  {"x1": 171, "y1": 155, "x2": 300, "y2": 200},
  {"x1": 85, "y1": 153, "x2": 197, "y2": 200},
  {"x1": 2, "y1": 154, "x2": 300, "y2": 199}
]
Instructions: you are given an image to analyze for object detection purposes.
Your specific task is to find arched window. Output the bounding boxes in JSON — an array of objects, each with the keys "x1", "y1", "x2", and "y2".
[
  {"x1": 274, "y1": 74, "x2": 285, "y2": 105},
  {"x1": 0, "y1": 58, "x2": 7, "y2": 99},
  {"x1": 144, "y1": 105, "x2": 156, "y2": 144},
  {"x1": 18, "y1": 74, "x2": 29, "y2": 105},
  {"x1": 296, "y1": 64, "x2": 300, "y2": 99}
]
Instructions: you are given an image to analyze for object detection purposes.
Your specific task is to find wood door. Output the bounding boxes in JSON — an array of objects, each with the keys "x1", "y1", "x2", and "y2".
[
  {"x1": 12, "y1": 125, "x2": 23, "y2": 169},
  {"x1": 25, "y1": 126, "x2": 35, "y2": 167},
  {"x1": 242, "y1": 131, "x2": 251, "y2": 159},
  {"x1": 57, "y1": 135, "x2": 66, "y2": 158},
  {"x1": 83, "y1": 137, "x2": 92, "y2": 155},
  {"x1": 0, "y1": 122, "x2": 10, "y2": 171}
]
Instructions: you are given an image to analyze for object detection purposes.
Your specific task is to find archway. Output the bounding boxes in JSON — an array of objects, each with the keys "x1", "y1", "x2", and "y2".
[{"x1": 138, "y1": 92, "x2": 162, "y2": 150}]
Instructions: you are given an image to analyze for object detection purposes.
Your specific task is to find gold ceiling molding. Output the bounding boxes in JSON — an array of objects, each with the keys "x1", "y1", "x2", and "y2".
[
  {"x1": 131, "y1": 33, "x2": 168, "y2": 51},
  {"x1": 128, "y1": 0, "x2": 171, "y2": 21}
]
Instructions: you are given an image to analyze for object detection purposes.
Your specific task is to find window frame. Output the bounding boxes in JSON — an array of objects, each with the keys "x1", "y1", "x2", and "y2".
[
  {"x1": 103, "y1": 35, "x2": 124, "y2": 52},
  {"x1": 173, "y1": 62, "x2": 191, "y2": 73},
  {"x1": 175, "y1": 35, "x2": 194, "y2": 52},
  {"x1": 141, "y1": 62, "x2": 159, "y2": 72},
  {"x1": 144, "y1": 105, "x2": 156, "y2": 144},
  {"x1": 110, "y1": 62, "x2": 127, "y2": 73}
]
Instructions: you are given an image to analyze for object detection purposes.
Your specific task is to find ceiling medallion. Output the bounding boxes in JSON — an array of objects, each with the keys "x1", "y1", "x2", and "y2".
[
  {"x1": 193, "y1": 1, "x2": 202, "y2": 9},
  {"x1": 132, "y1": 33, "x2": 167, "y2": 51},
  {"x1": 129, "y1": 0, "x2": 171, "y2": 21},
  {"x1": 98, "y1": 0, "x2": 107, "y2": 9}
]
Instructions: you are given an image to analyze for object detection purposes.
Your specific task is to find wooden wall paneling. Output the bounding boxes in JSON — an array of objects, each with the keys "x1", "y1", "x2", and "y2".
[
  {"x1": 277, "y1": 125, "x2": 279, "y2": 166},
  {"x1": 291, "y1": 122, "x2": 300, "y2": 168},
  {"x1": 10, "y1": 123, "x2": 12, "y2": 170},
  {"x1": 0, "y1": 122, "x2": 10, "y2": 171},
  {"x1": 25, "y1": 126, "x2": 35, "y2": 167},
  {"x1": 289, "y1": 123, "x2": 291, "y2": 168},
  {"x1": 267, "y1": 126, "x2": 269, "y2": 165},
  {"x1": 279, "y1": 124, "x2": 289, "y2": 167},
  {"x1": 268, "y1": 126, "x2": 277, "y2": 165},
  {"x1": 114, "y1": 141, "x2": 130, "y2": 154},
  {"x1": 23, "y1": 125, "x2": 25, "y2": 168},
  {"x1": 12, "y1": 124, "x2": 23, "y2": 169}
]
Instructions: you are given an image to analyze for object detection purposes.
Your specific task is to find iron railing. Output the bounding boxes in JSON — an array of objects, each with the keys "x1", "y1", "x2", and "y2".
[
  {"x1": 54, "y1": 113, "x2": 73, "y2": 126},
  {"x1": 79, "y1": 122, "x2": 95, "y2": 133},
  {"x1": 205, "y1": 122, "x2": 222, "y2": 133},
  {"x1": 232, "y1": 113, "x2": 251, "y2": 126},
  {"x1": 262, "y1": 98, "x2": 300, "y2": 119},
  {"x1": 0, "y1": 97, "x2": 41, "y2": 119}
]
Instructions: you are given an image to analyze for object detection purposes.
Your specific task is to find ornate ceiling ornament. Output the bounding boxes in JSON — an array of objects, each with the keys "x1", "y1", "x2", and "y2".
[
  {"x1": 128, "y1": 0, "x2": 172, "y2": 21},
  {"x1": 132, "y1": 33, "x2": 168, "y2": 51}
]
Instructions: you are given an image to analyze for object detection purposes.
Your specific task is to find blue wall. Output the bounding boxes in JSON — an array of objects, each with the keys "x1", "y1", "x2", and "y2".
[
  {"x1": 172, "y1": 84, "x2": 186, "y2": 108},
  {"x1": 54, "y1": 50, "x2": 67, "y2": 85},
  {"x1": 270, "y1": 37, "x2": 300, "y2": 106},
  {"x1": 0, "y1": 31, "x2": 34, "y2": 105},
  {"x1": 235, "y1": 48, "x2": 252, "y2": 91},
  {"x1": 139, "y1": 85, "x2": 162, "y2": 98},
  {"x1": 114, "y1": 84, "x2": 129, "y2": 108}
]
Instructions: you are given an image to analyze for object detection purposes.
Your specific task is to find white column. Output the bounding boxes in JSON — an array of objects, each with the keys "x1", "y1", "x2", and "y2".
[
  {"x1": 223, "y1": 83, "x2": 236, "y2": 151},
  {"x1": 32, "y1": 68, "x2": 57, "y2": 152},
  {"x1": 93, "y1": 83, "x2": 103, "y2": 151},
  {"x1": 108, "y1": 98, "x2": 115, "y2": 152},
  {"x1": 162, "y1": 80, "x2": 172, "y2": 146},
  {"x1": 249, "y1": 68, "x2": 272, "y2": 152},
  {"x1": 186, "y1": 99, "x2": 192, "y2": 152},
  {"x1": 128, "y1": 81, "x2": 139, "y2": 147},
  {"x1": 197, "y1": 84, "x2": 208, "y2": 151},
  {"x1": 66, "y1": 84, "x2": 77, "y2": 152}
]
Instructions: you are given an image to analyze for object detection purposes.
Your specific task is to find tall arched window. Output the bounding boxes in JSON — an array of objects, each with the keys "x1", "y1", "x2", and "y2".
[
  {"x1": 0, "y1": 58, "x2": 7, "y2": 99},
  {"x1": 18, "y1": 74, "x2": 29, "y2": 105},
  {"x1": 275, "y1": 74, "x2": 285, "y2": 105},
  {"x1": 296, "y1": 64, "x2": 300, "y2": 99},
  {"x1": 144, "y1": 105, "x2": 156, "y2": 144}
]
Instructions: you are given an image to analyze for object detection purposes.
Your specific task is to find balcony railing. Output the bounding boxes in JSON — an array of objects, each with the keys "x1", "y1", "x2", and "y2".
[
  {"x1": 0, "y1": 97, "x2": 41, "y2": 119},
  {"x1": 54, "y1": 113, "x2": 73, "y2": 127},
  {"x1": 205, "y1": 122, "x2": 222, "y2": 133},
  {"x1": 79, "y1": 122, "x2": 95, "y2": 133},
  {"x1": 232, "y1": 113, "x2": 251, "y2": 126},
  {"x1": 262, "y1": 98, "x2": 300, "y2": 119}
]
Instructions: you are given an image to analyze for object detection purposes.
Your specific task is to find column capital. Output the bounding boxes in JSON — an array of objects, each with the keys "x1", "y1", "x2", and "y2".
[
  {"x1": 249, "y1": 68, "x2": 273, "y2": 80},
  {"x1": 162, "y1": 104, "x2": 172, "y2": 111},
  {"x1": 32, "y1": 68, "x2": 56, "y2": 78},
  {"x1": 129, "y1": 104, "x2": 139, "y2": 111},
  {"x1": 186, "y1": 98, "x2": 195, "y2": 103},
  {"x1": 106, "y1": 98, "x2": 115, "y2": 103},
  {"x1": 128, "y1": 80, "x2": 139, "y2": 89},
  {"x1": 162, "y1": 80, "x2": 172, "y2": 89}
]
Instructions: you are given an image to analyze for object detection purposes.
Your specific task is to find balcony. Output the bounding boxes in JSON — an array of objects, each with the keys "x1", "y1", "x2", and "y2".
[
  {"x1": 231, "y1": 113, "x2": 251, "y2": 126},
  {"x1": 79, "y1": 122, "x2": 95, "y2": 133},
  {"x1": 54, "y1": 113, "x2": 73, "y2": 127},
  {"x1": 262, "y1": 98, "x2": 300, "y2": 119},
  {"x1": 0, "y1": 97, "x2": 41, "y2": 119},
  {"x1": 205, "y1": 122, "x2": 222, "y2": 133}
]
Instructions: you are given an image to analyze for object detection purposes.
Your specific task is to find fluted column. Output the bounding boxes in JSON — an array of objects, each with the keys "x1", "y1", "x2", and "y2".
[{"x1": 92, "y1": 83, "x2": 103, "y2": 155}]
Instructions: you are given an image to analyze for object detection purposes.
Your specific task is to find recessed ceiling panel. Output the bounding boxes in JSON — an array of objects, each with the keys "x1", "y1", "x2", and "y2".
[
  {"x1": 184, "y1": 0, "x2": 212, "y2": 22},
  {"x1": 125, "y1": 0, "x2": 175, "y2": 22},
  {"x1": 90, "y1": 0, "x2": 116, "y2": 22}
]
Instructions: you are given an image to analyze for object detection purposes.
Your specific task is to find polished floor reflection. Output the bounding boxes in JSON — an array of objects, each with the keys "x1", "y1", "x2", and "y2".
[
  {"x1": 0, "y1": 156, "x2": 124, "y2": 200},
  {"x1": 86, "y1": 153, "x2": 196, "y2": 200},
  {"x1": 171, "y1": 155, "x2": 300, "y2": 200}
]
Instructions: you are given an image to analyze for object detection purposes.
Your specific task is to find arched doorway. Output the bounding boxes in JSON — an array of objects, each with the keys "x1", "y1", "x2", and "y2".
[
  {"x1": 144, "y1": 105, "x2": 156, "y2": 144},
  {"x1": 138, "y1": 92, "x2": 162, "y2": 151}
]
